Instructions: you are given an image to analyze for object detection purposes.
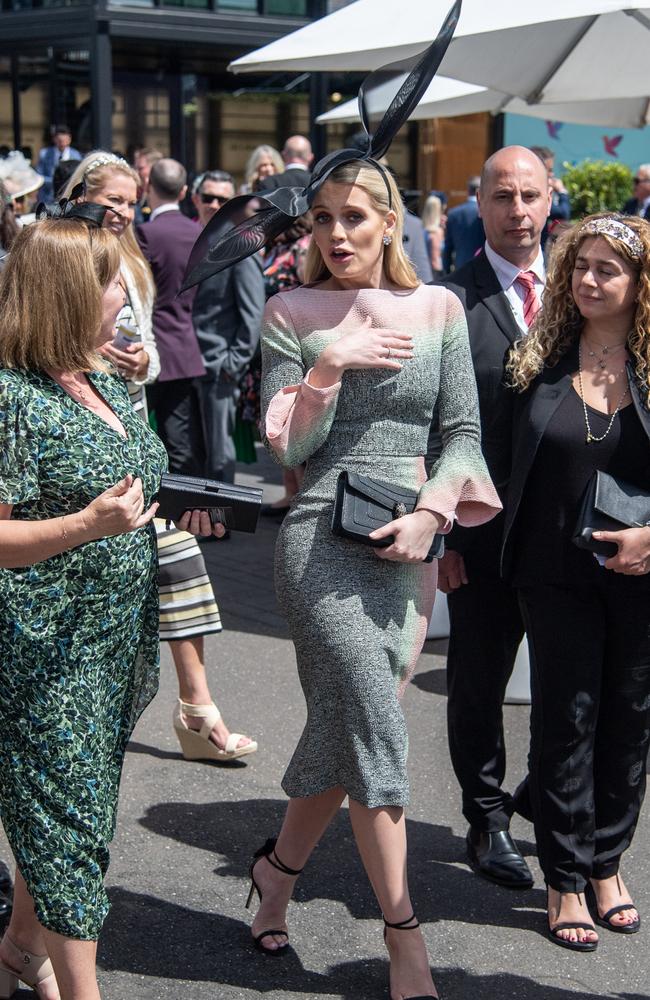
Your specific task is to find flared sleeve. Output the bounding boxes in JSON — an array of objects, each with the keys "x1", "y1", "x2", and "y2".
[
  {"x1": 261, "y1": 294, "x2": 341, "y2": 468},
  {"x1": 0, "y1": 373, "x2": 40, "y2": 505},
  {"x1": 417, "y1": 290, "x2": 501, "y2": 527}
]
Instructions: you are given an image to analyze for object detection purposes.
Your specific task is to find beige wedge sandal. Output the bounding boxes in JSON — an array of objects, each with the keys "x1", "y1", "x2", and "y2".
[
  {"x1": 173, "y1": 699, "x2": 258, "y2": 762},
  {"x1": 0, "y1": 936, "x2": 59, "y2": 999}
]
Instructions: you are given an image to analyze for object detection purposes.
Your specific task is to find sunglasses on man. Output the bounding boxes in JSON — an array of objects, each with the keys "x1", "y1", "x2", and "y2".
[
  {"x1": 200, "y1": 193, "x2": 230, "y2": 206},
  {"x1": 633, "y1": 177, "x2": 648, "y2": 184}
]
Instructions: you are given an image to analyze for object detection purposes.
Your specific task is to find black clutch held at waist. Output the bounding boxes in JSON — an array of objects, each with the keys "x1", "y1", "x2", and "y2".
[
  {"x1": 573, "y1": 470, "x2": 650, "y2": 558},
  {"x1": 155, "y1": 473, "x2": 263, "y2": 533},
  {"x1": 331, "y1": 471, "x2": 444, "y2": 563}
]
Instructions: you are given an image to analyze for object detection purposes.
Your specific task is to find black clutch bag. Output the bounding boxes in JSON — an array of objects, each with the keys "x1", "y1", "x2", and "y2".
[
  {"x1": 331, "y1": 471, "x2": 445, "y2": 563},
  {"x1": 573, "y1": 470, "x2": 650, "y2": 558},
  {"x1": 155, "y1": 473, "x2": 263, "y2": 533}
]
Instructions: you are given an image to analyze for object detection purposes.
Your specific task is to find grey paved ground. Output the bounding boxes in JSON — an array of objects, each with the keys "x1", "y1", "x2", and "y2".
[{"x1": 3, "y1": 446, "x2": 649, "y2": 999}]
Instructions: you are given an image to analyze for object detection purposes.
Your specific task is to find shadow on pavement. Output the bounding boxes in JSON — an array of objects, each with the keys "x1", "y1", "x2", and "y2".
[
  {"x1": 99, "y1": 885, "x2": 631, "y2": 1000},
  {"x1": 412, "y1": 667, "x2": 448, "y2": 696},
  {"x1": 135, "y1": 798, "x2": 538, "y2": 929}
]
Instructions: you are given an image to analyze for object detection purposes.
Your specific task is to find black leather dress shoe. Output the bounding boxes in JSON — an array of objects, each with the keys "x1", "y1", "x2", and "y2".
[{"x1": 466, "y1": 828, "x2": 534, "y2": 889}]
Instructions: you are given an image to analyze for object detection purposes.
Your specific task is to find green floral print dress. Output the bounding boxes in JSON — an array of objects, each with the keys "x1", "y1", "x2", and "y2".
[{"x1": 0, "y1": 367, "x2": 167, "y2": 939}]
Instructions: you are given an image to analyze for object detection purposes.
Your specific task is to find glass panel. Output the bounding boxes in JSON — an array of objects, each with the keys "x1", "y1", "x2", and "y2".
[
  {"x1": 265, "y1": 0, "x2": 306, "y2": 13},
  {"x1": 216, "y1": 0, "x2": 257, "y2": 10}
]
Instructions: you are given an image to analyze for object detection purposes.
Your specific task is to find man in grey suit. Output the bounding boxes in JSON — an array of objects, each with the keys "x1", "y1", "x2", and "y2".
[
  {"x1": 191, "y1": 171, "x2": 265, "y2": 483},
  {"x1": 435, "y1": 146, "x2": 551, "y2": 889}
]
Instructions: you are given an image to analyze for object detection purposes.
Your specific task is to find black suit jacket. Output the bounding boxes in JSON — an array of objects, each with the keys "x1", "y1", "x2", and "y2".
[
  {"x1": 434, "y1": 252, "x2": 521, "y2": 563},
  {"x1": 501, "y1": 347, "x2": 650, "y2": 580},
  {"x1": 258, "y1": 167, "x2": 311, "y2": 193},
  {"x1": 622, "y1": 197, "x2": 650, "y2": 220}
]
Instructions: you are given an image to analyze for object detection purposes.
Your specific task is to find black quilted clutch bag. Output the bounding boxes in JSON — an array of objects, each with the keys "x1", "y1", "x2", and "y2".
[
  {"x1": 155, "y1": 473, "x2": 263, "y2": 533},
  {"x1": 331, "y1": 471, "x2": 444, "y2": 563},
  {"x1": 573, "y1": 470, "x2": 650, "y2": 558}
]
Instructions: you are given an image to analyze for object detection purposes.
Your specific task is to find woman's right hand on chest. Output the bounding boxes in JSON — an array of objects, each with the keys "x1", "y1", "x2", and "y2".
[
  {"x1": 81, "y1": 475, "x2": 159, "y2": 539},
  {"x1": 308, "y1": 316, "x2": 414, "y2": 388}
]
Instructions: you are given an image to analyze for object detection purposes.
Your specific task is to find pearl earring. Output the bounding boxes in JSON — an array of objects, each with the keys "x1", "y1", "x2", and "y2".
[{"x1": 383, "y1": 234, "x2": 392, "y2": 246}]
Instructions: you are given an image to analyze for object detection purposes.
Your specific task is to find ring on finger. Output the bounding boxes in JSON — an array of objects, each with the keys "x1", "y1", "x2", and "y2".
[{"x1": 386, "y1": 347, "x2": 392, "y2": 359}]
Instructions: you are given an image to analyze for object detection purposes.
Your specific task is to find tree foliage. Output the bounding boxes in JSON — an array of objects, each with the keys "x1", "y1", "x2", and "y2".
[{"x1": 562, "y1": 159, "x2": 634, "y2": 218}]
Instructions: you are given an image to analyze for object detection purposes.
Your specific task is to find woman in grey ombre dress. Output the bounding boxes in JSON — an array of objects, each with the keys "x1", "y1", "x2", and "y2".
[{"x1": 248, "y1": 161, "x2": 500, "y2": 1000}]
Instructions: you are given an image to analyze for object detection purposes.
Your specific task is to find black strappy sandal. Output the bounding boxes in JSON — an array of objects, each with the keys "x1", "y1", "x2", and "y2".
[
  {"x1": 587, "y1": 875, "x2": 641, "y2": 935},
  {"x1": 383, "y1": 914, "x2": 438, "y2": 999},
  {"x1": 246, "y1": 837, "x2": 303, "y2": 956},
  {"x1": 547, "y1": 890, "x2": 598, "y2": 952}
]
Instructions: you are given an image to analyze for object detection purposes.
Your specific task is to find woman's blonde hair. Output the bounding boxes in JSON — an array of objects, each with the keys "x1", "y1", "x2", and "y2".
[
  {"x1": 0, "y1": 219, "x2": 120, "y2": 372},
  {"x1": 507, "y1": 213, "x2": 650, "y2": 401},
  {"x1": 62, "y1": 151, "x2": 154, "y2": 306},
  {"x1": 303, "y1": 160, "x2": 418, "y2": 289},
  {"x1": 421, "y1": 194, "x2": 442, "y2": 232},
  {"x1": 244, "y1": 144, "x2": 284, "y2": 190}
]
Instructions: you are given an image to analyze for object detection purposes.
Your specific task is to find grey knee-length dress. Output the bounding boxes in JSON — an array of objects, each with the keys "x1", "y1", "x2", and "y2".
[{"x1": 261, "y1": 284, "x2": 500, "y2": 808}]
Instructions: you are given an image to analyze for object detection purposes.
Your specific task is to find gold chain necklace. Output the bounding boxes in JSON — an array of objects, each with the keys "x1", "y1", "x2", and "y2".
[{"x1": 578, "y1": 345, "x2": 630, "y2": 444}]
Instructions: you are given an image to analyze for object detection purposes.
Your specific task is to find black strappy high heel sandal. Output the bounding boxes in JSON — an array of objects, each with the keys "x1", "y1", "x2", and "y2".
[
  {"x1": 245, "y1": 837, "x2": 303, "y2": 956},
  {"x1": 547, "y1": 889, "x2": 598, "y2": 952},
  {"x1": 383, "y1": 914, "x2": 438, "y2": 1000},
  {"x1": 586, "y1": 874, "x2": 641, "y2": 935}
]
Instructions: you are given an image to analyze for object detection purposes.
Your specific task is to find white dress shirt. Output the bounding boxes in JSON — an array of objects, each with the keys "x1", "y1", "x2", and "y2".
[
  {"x1": 149, "y1": 202, "x2": 180, "y2": 223},
  {"x1": 484, "y1": 242, "x2": 545, "y2": 334}
]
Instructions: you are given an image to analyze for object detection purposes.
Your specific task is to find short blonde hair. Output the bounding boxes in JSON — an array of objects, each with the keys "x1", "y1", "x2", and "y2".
[
  {"x1": 0, "y1": 220, "x2": 120, "y2": 372},
  {"x1": 303, "y1": 160, "x2": 418, "y2": 289},
  {"x1": 245, "y1": 144, "x2": 284, "y2": 190}
]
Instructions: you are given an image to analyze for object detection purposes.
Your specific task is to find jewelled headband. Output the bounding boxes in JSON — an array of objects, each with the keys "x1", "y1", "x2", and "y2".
[
  {"x1": 181, "y1": 0, "x2": 463, "y2": 290},
  {"x1": 580, "y1": 216, "x2": 644, "y2": 259},
  {"x1": 84, "y1": 154, "x2": 131, "y2": 177}
]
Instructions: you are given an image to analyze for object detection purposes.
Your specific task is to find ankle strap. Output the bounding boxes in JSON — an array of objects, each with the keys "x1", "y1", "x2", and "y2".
[
  {"x1": 253, "y1": 837, "x2": 303, "y2": 877},
  {"x1": 384, "y1": 913, "x2": 419, "y2": 930}
]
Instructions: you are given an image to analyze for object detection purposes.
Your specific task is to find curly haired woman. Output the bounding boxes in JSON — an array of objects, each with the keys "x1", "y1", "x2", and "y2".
[{"x1": 503, "y1": 212, "x2": 650, "y2": 952}]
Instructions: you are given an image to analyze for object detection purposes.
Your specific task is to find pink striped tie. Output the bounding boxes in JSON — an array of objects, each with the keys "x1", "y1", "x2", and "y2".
[{"x1": 516, "y1": 270, "x2": 541, "y2": 328}]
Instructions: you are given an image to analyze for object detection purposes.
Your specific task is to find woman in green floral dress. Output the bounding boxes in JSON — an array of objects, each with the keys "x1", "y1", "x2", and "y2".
[{"x1": 0, "y1": 219, "x2": 219, "y2": 999}]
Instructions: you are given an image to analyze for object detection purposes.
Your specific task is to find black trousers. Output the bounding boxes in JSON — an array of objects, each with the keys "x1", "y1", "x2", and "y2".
[
  {"x1": 147, "y1": 378, "x2": 205, "y2": 476},
  {"x1": 447, "y1": 565, "x2": 525, "y2": 832},
  {"x1": 196, "y1": 374, "x2": 238, "y2": 484},
  {"x1": 518, "y1": 574, "x2": 650, "y2": 892}
]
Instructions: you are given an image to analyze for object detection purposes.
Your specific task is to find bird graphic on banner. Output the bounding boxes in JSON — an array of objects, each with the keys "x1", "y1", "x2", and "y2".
[
  {"x1": 603, "y1": 135, "x2": 623, "y2": 157},
  {"x1": 545, "y1": 121, "x2": 563, "y2": 140}
]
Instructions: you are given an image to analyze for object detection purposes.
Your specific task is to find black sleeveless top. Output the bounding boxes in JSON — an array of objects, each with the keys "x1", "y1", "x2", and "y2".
[{"x1": 512, "y1": 386, "x2": 650, "y2": 586}]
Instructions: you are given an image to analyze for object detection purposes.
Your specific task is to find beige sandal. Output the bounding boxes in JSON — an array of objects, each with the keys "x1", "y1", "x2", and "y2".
[
  {"x1": 0, "y1": 936, "x2": 59, "y2": 999},
  {"x1": 173, "y1": 700, "x2": 258, "y2": 762}
]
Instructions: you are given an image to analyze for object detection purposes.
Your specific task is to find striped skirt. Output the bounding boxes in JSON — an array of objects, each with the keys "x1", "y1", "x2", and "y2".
[{"x1": 155, "y1": 520, "x2": 222, "y2": 641}]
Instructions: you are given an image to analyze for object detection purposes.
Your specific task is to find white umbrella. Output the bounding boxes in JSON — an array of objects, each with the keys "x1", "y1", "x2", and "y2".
[
  {"x1": 317, "y1": 76, "x2": 650, "y2": 129},
  {"x1": 229, "y1": 1, "x2": 650, "y2": 106}
]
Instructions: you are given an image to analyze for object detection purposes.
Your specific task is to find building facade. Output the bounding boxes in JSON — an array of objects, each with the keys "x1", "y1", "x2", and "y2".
[{"x1": 0, "y1": 0, "x2": 492, "y2": 200}]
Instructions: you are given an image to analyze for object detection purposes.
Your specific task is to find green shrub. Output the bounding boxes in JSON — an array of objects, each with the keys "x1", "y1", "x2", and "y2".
[{"x1": 561, "y1": 159, "x2": 633, "y2": 218}]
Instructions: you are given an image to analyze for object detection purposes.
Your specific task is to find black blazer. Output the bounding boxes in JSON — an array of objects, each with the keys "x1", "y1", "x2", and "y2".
[
  {"x1": 501, "y1": 347, "x2": 650, "y2": 580},
  {"x1": 622, "y1": 197, "x2": 650, "y2": 220},
  {"x1": 436, "y1": 252, "x2": 521, "y2": 560},
  {"x1": 257, "y1": 167, "x2": 311, "y2": 193}
]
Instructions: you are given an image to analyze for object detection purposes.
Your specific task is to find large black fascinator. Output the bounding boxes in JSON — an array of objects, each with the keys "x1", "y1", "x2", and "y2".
[
  {"x1": 35, "y1": 182, "x2": 109, "y2": 228},
  {"x1": 181, "y1": 0, "x2": 462, "y2": 290}
]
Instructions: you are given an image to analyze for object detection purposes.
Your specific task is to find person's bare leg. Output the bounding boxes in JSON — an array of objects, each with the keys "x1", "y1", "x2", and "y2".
[
  {"x1": 0, "y1": 870, "x2": 60, "y2": 1000},
  {"x1": 41, "y1": 932, "x2": 100, "y2": 1000},
  {"x1": 170, "y1": 636, "x2": 252, "y2": 751},
  {"x1": 251, "y1": 787, "x2": 347, "y2": 952},
  {"x1": 348, "y1": 801, "x2": 437, "y2": 1000}
]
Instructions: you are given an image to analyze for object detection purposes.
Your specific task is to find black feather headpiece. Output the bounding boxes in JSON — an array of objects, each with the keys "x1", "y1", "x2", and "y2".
[
  {"x1": 35, "y1": 183, "x2": 109, "y2": 228},
  {"x1": 181, "y1": 0, "x2": 462, "y2": 290}
]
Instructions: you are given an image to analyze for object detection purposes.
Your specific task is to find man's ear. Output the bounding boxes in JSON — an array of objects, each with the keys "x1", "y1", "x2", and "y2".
[{"x1": 179, "y1": 185, "x2": 188, "y2": 202}]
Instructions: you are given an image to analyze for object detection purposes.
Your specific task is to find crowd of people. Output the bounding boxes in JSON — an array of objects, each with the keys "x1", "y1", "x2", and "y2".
[{"x1": 1, "y1": 97, "x2": 650, "y2": 1000}]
